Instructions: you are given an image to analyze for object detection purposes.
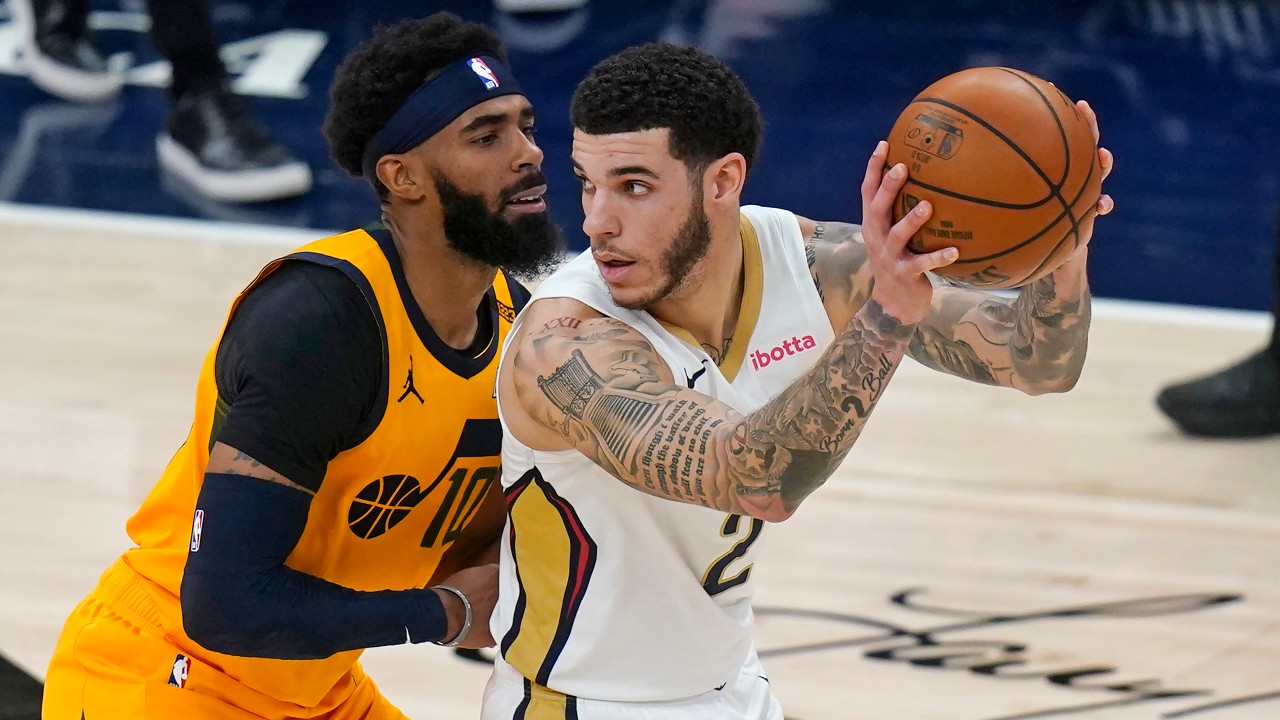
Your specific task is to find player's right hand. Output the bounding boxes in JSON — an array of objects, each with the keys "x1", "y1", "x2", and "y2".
[
  {"x1": 860, "y1": 140, "x2": 958, "y2": 326},
  {"x1": 434, "y1": 563, "x2": 499, "y2": 648}
]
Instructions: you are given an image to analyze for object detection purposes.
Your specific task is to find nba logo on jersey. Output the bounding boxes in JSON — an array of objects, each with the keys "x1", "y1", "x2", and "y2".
[
  {"x1": 190, "y1": 509, "x2": 204, "y2": 552},
  {"x1": 468, "y1": 58, "x2": 499, "y2": 89},
  {"x1": 168, "y1": 654, "x2": 189, "y2": 688}
]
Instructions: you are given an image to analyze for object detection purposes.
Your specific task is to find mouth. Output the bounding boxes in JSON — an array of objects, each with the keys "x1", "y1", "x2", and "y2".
[
  {"x1": 504, "y1": 184, "x2": 547, "y2": 214},
  {"x1": 593, "y1": 251, "x2": 637, "y2": 282}
]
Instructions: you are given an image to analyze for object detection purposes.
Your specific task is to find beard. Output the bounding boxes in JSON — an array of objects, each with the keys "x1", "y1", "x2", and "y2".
[
  {"x1": 614, "y1": 194, "x2": 713, "y2": 310},
  {"x1": 431, "y1": 170, "x2": 564, "y2": 280}
]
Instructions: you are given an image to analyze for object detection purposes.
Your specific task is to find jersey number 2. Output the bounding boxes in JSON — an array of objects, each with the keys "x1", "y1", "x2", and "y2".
[{"x1": 701, "y1": 514, "x2": 764, "y2": 596}]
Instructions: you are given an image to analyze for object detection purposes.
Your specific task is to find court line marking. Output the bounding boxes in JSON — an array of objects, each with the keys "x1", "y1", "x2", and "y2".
[
  {"x1": 0, "y1": 201, "x2": 328, "y2": 247},
  {"x1": 1, "y1": 201, "x2": 1271, "y2": 331}
]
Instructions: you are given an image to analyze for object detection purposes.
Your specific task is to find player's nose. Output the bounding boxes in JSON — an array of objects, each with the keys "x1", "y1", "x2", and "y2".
[
  {"x1": 581, "y1": 192, "x2": 620, "y2": 241},
  {"x1": 512, "y1": 130, "x2": 543, "y2": 171}
]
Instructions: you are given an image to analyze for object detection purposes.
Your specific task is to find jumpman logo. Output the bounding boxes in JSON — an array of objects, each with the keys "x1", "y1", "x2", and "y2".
[
  {"x1": 684, "y1": 361, "x2": 708, "y2": 389},
  {"x1": 398, "y1": 357, "x2": 424, "y2": 404}
]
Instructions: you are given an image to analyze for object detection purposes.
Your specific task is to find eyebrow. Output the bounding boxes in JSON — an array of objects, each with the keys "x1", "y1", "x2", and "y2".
[
  {"x1": 460, "y1": 107, "x2": 536, "y2": 133},
  {"x1": 571, "y1": 160, "x2": 660, "y2": 180}
]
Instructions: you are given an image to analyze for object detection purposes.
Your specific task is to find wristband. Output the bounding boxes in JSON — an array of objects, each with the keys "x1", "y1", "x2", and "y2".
[{"x1": 431, "y1": 585, "x2": 472, "y2": 647}]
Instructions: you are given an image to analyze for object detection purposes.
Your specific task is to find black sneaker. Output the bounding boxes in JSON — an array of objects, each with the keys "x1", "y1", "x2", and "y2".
[
  {"x1": 1156, "y1": 348, "x2": 1280, "y2": 438},
  {"x1": 10, "y1": 0, "x2": 123, "y2": 103},
  {"x1": 453, "y1": 647, "x2": 494, "y2": 664},
  {"x1": 156, "y1": 86, "x2": 312, "y2": 203}
]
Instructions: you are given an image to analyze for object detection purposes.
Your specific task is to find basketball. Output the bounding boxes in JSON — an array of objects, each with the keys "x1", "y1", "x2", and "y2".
[{"x1": 886, "y1": 67, "x2": 1102, "y2": 289}]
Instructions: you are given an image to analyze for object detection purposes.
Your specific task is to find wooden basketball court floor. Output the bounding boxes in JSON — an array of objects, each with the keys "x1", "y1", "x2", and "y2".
[{"x1": 1, "y1": 202, "x2": 1278, "y2": 719}]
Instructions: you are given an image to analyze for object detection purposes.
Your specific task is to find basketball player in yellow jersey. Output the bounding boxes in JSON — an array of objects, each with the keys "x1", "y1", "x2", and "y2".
[
  {"x1": 485, "y1": 44, "x2": 1114, "y2": 718},
  {"x1": 43, "y1": 13, "x2": 563, "y2": 720}
]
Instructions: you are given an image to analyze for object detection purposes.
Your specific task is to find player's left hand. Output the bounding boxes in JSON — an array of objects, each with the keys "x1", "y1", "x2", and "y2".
[
  {"x1": 1073, "y1": 100, "x2": 1114, "y2": 250},
  {"x1": 1049, "y1": 101, "x2": 1113, "y2": 288},
  {"x1": 434, "y1": 563, "x2": 499, "y2": 648}
]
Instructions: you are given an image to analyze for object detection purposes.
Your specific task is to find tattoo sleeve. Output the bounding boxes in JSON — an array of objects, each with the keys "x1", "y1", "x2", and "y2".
[
  {"x1": 805, "y1": 221, "x2": 873, "y2": 328},
  {"x1": 725, "y1": 298, "x2": 913, "y2": 517},
  {"x1": 803, "y1": 217, "x2": 1090, "y2": 394},
  {"x1": 907, "y1": 272, "x2": 1091, "y2": 393},
  {"x1": 513, "y1": 301, "x2": 915, "y2": 522},
  {"x1": 1009, "y1": 272, "x2": 1091, "y2": 391}
]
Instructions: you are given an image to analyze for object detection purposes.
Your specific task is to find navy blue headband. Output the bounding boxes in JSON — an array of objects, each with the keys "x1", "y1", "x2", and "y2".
[{"x1": 361, "y1": 55, "x2": 524, "y2": 184}]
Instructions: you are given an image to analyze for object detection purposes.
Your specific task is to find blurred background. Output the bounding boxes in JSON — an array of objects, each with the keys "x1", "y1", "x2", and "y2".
[
  {"x1": 3, "y1": 1, "x2": 1280, "y2": 718},
  {"x1": 1, "y1": 0, "x2": 1278, "y2": 309}
]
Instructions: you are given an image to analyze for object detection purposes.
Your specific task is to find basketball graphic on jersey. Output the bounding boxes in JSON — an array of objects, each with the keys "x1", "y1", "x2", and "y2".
[{"x1": 347, "y1": 474, "x2": 428, "y2": 539}]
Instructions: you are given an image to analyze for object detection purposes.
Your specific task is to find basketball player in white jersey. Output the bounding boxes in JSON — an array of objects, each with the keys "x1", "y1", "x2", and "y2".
[{"x1": 484, "y1": 43, "x2": 1114, "y2": 719}]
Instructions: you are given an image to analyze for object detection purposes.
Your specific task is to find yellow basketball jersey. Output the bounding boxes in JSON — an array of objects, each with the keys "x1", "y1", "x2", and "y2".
[{"x1": 118, "y1": 228, "x2": 519, "y2": 707}]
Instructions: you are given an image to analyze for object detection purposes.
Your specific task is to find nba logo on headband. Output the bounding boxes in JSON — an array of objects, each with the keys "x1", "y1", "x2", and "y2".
[
  {"x1": 467, "y1": 58, "x2": 499, "y2": 90},
  {"x1": 361, "y1": 55, "x2": 522, "y2": 184}
]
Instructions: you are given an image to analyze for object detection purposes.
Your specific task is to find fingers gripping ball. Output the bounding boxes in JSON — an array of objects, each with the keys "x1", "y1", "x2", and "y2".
[{"x1": 887, "y1": 67, "x2": 1102, "y2": 289}]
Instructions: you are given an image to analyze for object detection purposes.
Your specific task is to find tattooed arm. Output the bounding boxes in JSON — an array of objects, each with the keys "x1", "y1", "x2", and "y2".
[
  {"x1": 799, "y1": 217, "x2": 1093, "y2": 395},
  {"x1": 912, "y1": 263, "x2": 1092, "y2": 394},
  {"x1": 507, "y1": 295, "x2": 916, "y2": 522},
  {"x1": 802, "y1": 100, "x2": 1112, "y2": 394},
  {"x1": 503, "y1": 143, "x2": 954, "y2": 521}
]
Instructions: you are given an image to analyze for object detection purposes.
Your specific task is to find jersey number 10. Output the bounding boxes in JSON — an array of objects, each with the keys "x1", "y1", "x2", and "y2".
[{"x1": 420, "y1": 465, "x2": 499, "y2": 548}]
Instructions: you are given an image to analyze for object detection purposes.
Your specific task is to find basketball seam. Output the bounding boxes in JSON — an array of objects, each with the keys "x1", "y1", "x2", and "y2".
[
  {"x1": 945, "y1": 157, "x2": 1096, "y2": 267},
  {"x1": 995, "y1": 67, "x2": 1073, "y2": 188},
  {"x1": 911, "y1": 74, "x2": 1095, "y2": 269},
  {"x1": 901, "y1": 177, "x2": 1050, "y2": 211},
  {"x1": 996, "y1": 150, "x2": 1100, "y2": 283},
  {"x1": 994, "y1": 68, "x2": 1086, "y2": 257}
]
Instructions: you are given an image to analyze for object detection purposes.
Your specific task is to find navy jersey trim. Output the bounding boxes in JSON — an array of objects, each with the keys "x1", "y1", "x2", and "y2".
[
  {"x1": 508, "y1": 277, "x2": 533, "y2": 314},
  {"x1": 368, "y1": 227, "x2": 500, "y2": 380}
]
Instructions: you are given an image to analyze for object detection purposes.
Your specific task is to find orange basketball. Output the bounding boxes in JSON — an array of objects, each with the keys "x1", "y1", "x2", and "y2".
[{"x1": 886, "y1": 67, "x2": 1102, "y2": 289}]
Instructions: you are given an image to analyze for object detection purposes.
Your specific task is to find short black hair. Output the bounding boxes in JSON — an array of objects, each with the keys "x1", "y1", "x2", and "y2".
[
  {"x1": 570, "y1": 43, "x2": 762, "y2": 175},
  {"x1": 323, "y1": 12, "x2": 507, "y2": 195}
]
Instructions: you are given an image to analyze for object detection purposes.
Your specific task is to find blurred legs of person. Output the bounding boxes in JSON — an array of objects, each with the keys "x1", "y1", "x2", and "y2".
[
  {"x1": 13, "y1": 0, "x2": 312, "y2": 203},
  {"x1": 10, "y1": 0, "x2": 120, "y2": 102},
  {"x1": 145, "y1": 0, "x2": 311, "y2": 202},
  {"x1": 1156, "y1": 204, "x2": 1280, "y2": 438}
]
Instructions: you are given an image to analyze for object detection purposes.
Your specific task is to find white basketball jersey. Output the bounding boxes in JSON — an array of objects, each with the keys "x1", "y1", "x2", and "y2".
[{"x1": 493, "y1": 206, "x2": 835, "y2": 702}]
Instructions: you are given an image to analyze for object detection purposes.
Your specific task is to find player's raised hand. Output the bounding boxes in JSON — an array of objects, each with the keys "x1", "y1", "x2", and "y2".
[
  {"x1": 859, "y1": 141, "x2": 958, "y2": 326},
  {"x1": 1075, "y1": 100, "x2": 1115, "y2": 248}
]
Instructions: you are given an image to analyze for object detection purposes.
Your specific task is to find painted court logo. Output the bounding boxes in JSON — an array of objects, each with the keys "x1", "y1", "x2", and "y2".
[
  {"x1": 468, "y1": 58, "x2": 499, "y2": 89},
  {"x1": 750, "y1": 335, "x2": 817, "y2": 370}
]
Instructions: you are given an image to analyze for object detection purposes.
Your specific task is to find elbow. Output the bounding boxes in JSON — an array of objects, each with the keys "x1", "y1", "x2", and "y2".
[
  {"x1": 1051, "y1": 372, "x2": 1082, "y2": 394},
  {"x1": 181, "y1": 570, "x2": 262, "y2": 655},
  {"x1": 181, "y1": 568, "x2": 331, "y2": 660},
  {"x1": 757, "y1": 507, "x2": 797, "y2": 523},
  {"x1": 183, "y1": 619, "x2": 243, "y2": 656},
  {"x1": 739, "y1": 496, "x2": 802, "y2": 524},
  {"x1": 1022, "y1": 370, "x2": 1082, "y2": 396},
  {"x1": 181, "y1": 572, "x2": 235, "y2": 651}
]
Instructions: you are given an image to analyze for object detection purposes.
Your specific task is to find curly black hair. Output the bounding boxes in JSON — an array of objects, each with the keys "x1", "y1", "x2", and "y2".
[
  {"x1": 570, "y1": 43, "x2": 762, "y2": 176},
  {"x1": 323, "y1": 12, "x2": 507, "y2": 194}
]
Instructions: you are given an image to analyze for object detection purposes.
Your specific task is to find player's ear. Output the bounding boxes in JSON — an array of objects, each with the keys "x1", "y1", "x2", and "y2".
[
  {"x1": 376, "y1": 154, "x2": 429, "y2": 202},
  {"x1": 705, "y1": 153, "x2": 746, "y2": 206}
]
